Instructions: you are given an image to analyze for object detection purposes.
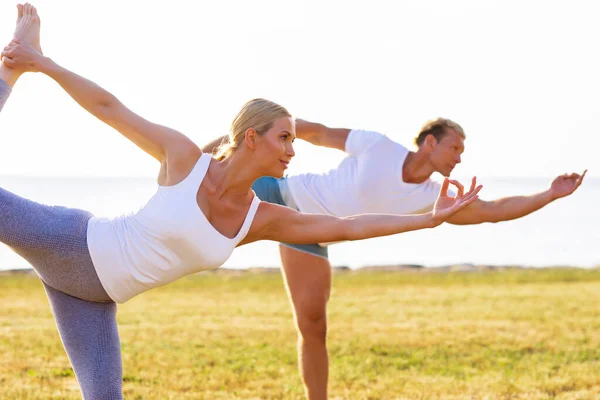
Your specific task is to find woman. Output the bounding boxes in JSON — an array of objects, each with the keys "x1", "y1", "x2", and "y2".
[{"x1": 0, "y1": 4, "x2": 481, "y2": 399}]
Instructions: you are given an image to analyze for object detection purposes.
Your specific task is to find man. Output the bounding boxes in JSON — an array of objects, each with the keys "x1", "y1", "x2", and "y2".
[{"x1": 203, "y1": 118, "x2": 585, "y2": 400}]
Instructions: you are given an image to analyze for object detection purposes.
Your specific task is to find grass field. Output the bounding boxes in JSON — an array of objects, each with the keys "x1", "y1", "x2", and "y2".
[{"x1": 1, "y1": 268, "x2": 600, "y2": 399}]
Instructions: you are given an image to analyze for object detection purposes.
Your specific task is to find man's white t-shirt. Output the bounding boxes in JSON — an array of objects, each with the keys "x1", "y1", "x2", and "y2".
[{"x1": 286, "y1": 130, "x2": 444, "y2": 218}]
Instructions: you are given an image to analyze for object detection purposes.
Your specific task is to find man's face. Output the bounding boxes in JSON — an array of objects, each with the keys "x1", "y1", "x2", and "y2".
[{"x1": 429, "y1": 129, "x2": 465, "y2": 177}]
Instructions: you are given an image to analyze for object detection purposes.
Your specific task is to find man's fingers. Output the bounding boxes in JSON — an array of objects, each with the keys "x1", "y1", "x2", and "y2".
[
  {"x1": 448, "y1": 179, "x2": 464, "y2": 197},
  {"x1": 575, "y1": 169, "x2": 588, "y2": 187}
]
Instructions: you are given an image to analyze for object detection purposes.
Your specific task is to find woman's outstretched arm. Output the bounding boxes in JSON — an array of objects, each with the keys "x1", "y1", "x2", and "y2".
[
  {"x1": 244, "y1": 178, "x2": 482, "y2": 246},
  {"x1": 2, "y1": 41, "x2": 196, "y2": 162}
]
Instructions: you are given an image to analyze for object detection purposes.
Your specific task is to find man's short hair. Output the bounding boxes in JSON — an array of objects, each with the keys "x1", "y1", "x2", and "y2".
[{"x1": 414, "y1": 118, "x2": 466, "y2": 146}]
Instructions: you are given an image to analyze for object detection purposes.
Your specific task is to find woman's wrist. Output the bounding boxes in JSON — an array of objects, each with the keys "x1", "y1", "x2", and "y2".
[
  {"x1": 34, "y1": 55, "x2": 55, "y2": 74},
  {"x1": 427, "y1": 211, "x2": 444, "y2": 228}
]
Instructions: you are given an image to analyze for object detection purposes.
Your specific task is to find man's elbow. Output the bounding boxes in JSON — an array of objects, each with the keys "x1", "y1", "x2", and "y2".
[
  {"x1": 299, "y1": 131, "x2": 321, "y2": 146},
  {"x1": 448, "y1": 212, "x2": 496, "y2": 225},
  {"x1": 450, "y1": 201, "x2": 503, "y2": 225},
  {"x1": 300, "y1": 123, "x2": 328, "y2": 145},
  {"x1": 486, "y1": 214, "x2": 504, "y2": 224}
]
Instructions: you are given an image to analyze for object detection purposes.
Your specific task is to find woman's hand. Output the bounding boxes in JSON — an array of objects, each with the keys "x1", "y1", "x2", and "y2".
[
  {"x1": 1, "y1": 40, "x2": 46, "y2": 72},
  {"x1": 431, "y1": 177, "x2": 483, "y2": 225}
]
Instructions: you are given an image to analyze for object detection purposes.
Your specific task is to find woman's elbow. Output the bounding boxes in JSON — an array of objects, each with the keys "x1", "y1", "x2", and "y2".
[{"x1": 337, "y1": 217, "x2": 358, "y2": 241}]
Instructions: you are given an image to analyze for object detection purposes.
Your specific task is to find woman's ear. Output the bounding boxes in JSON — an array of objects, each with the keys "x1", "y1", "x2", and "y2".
[{"x1": 244, "y1": 128, "x2": 258, "y2": 150}]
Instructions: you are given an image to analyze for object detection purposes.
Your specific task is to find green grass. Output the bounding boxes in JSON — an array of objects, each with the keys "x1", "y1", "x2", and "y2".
[{"x1": 2, "y1": 268, "x2": 600, "y2": 399}]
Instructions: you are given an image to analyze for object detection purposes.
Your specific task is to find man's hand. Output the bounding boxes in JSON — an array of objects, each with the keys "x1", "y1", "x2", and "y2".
[{"x1": 549, "y1": 170, "x2": 587, "y2": 200}]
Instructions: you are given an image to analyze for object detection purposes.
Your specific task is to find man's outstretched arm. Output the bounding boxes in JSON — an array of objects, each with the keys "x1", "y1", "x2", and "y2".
[
  {"x1": 201, "y1": 119, "x2": 352, "y2": 154},
  {"x1": 294, "y1": 119, "x2": 350, "y2": 152},
  {"x1": 446, "y1": 172, "x2": 587, "y2": 225},
  {"x1": 201, "y1": 135, "x2": 228, "y2": 154}
]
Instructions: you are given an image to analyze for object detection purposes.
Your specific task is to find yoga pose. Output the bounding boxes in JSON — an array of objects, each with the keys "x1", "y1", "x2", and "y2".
[
  {"x1": 204, "y1": 114, "x2": 587, "y2": 400},
  {"x1": 1, "y1": 4, "x2": 482, "y2": 399}
]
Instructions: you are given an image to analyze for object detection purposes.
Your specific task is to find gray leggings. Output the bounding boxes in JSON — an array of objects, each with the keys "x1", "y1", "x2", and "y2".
[{"x1": 1, "y1": 79, "x2": 123, "y2": 399}]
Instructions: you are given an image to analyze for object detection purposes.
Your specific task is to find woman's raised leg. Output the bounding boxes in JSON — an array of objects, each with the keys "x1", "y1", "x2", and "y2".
[
  {"x1": 1, "y1": 7, "x2": 123, "y2": 398},
  {"x1": 0, "y1": 4, "x2": 41, "y2": 90}
]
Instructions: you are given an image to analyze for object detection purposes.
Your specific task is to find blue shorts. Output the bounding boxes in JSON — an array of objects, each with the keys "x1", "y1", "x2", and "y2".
[{"x1": 252, "y1": 177, "x2": 329, "y2": 259}]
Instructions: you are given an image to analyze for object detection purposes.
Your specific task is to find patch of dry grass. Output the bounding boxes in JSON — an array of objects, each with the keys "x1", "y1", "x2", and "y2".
[{"x1": 1, "y1": 269, "x2": 600, "y2": 399}]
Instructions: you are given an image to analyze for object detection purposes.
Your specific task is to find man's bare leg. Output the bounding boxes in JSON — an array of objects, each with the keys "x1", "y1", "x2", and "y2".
[{"x1": 280, "y1": 245, "x2": 332, "y2": 400}]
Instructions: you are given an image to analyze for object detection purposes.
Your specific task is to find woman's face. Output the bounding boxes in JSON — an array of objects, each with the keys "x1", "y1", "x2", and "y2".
[{"x1": 255, "y1": 116, "x2": 296, "y2": 178}]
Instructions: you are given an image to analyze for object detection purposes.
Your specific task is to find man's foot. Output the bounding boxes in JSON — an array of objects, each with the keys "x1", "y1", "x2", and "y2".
[{"x1": 13, "y1": 3, "x2": 42, "y2": 54}]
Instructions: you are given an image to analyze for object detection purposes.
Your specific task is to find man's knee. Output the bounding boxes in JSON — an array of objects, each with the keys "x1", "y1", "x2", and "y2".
[{"x1": 295, "y1": 302, "x2": 328, "y2": 343}]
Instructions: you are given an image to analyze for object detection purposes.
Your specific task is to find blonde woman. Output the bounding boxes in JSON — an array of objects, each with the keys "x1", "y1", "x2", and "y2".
[{"x1": 0, "y1": 4, "x2": 482, "y2": 399}]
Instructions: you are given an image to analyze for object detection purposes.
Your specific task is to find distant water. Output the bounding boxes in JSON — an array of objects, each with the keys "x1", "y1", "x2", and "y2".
[{"x1": 0, "y1": 176, "x2": 598, "y2": 270}]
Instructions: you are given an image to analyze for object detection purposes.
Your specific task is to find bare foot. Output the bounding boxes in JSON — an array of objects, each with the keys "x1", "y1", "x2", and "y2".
[{"x1": 13, "y1": 3, "x2": 42, "y2": 54}]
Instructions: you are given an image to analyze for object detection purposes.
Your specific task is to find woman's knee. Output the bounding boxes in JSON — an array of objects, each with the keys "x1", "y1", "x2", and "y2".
[{"x1": 81, "y1": 380, "x2": 123, "y2": 400}]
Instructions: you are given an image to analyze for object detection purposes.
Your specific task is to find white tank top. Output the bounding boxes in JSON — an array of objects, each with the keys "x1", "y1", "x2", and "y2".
[{"x1": 87, "y1": 153, "x2": 261, "y2": 303}]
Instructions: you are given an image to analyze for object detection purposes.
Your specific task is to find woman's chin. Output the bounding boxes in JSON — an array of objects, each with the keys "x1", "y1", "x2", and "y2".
[
  {"x1": 260, "y1": 163, "x2": 287, "y2": 179},
  {"x1": 270, "y1": 168, "x2": 286, "y2": 179}
]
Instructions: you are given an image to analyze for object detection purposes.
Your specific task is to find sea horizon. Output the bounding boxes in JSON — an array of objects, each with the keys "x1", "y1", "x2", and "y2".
[{"x1": 0, "y1": 175, "x2": 598, "y2": 270}]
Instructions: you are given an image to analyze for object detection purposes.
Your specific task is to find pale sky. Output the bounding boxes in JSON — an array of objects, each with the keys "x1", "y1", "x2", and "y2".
[{"x1": 0, "y1": 0, "x2": 597, "y2": 178}]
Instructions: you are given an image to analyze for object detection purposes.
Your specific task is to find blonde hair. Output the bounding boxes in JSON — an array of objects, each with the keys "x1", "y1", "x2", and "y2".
[
  {"x1": 214, "y1": 98, "x2": 292, "y2": 161},
  {"x1": 414, "y1": 118, "x2": 465, "y2": 146}
]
